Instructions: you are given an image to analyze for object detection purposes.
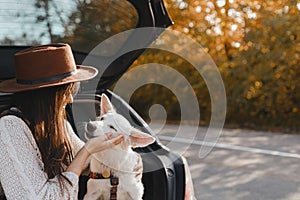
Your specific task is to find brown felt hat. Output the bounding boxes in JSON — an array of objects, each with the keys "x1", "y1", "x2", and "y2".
[{"x1": 0, "y1": 43, "x2": 98, "y2": 93}]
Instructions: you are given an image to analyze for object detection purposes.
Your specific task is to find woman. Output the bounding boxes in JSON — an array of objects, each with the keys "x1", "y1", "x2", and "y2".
[{"x1": 0, "y1": 43, "x2": 134, "y2": 199}]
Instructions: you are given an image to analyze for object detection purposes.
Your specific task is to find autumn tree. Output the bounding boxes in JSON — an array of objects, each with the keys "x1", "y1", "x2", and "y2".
[{"x1": 164, "y1": 0, "x2": 300, "y2": 130}]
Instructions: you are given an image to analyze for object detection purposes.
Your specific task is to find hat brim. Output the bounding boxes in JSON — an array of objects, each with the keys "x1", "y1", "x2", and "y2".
[{"x1": 0, "y1": 65, "x2": 98, "y2": 93}]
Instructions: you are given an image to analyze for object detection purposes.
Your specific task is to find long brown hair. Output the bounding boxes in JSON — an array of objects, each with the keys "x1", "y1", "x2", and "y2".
[{"x1": 13, "y1": 83, "x2": 77, "y2": 184}]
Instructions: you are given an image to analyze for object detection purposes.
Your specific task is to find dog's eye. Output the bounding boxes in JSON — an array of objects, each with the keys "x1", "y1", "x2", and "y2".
[
  {"x1": 100, "y1": 117, "x2": 104, "y2": 120},
  {"x1": 109, "y1": 125, "x2": 117, "y2": 132}
]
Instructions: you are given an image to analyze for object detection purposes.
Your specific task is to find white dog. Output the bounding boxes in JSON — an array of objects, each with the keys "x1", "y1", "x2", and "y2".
[{"x1": 83, "y1": 94, "x2": 155, "y2": 200}]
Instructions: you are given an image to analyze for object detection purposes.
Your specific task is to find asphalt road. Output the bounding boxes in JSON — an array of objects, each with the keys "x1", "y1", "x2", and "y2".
[{"x1": 150, "y1": 123, "x2": 300, "y2": 200}]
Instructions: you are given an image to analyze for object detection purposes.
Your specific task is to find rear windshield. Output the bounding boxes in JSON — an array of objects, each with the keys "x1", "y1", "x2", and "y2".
[{"x1": 0, "y1": 0, "x2": 138, "y2": 53}]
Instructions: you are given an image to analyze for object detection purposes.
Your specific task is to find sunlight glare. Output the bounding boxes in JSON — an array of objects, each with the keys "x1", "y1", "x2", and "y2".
[
  {"x1": 179, "y1": 2, "x2": 188, "y2": 9},
  {"x1": 231, "y1": 42, "x2": 241, "y2": 48},
  {"x1": 231, "y1": 24, "x2": 238, "y2": 32},
  {"x1": 216, "y1": 0, "x2": 226, "y2": 7},
  {"x1": 213, "y1": 26, "x2": 223, "y2": 35},
  {"x1": 207, "y1": 1, "x2": 214, "y2": 9},
  {"x1": 195, "y1": 6, "x2": 202, "y2": 13}
]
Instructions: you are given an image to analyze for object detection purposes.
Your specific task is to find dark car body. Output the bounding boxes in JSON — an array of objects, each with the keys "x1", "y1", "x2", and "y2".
[{"x1": 0, "y1": 0, "x2": 195, "y2": 199}]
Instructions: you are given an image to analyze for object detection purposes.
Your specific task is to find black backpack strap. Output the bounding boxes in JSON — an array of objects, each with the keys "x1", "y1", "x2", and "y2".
[{"x1": 0, "y1": 107, "x2": 31, "y2": 127}]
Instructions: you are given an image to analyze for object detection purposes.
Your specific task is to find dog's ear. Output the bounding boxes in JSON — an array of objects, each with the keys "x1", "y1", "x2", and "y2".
[
  {"x1": 130, "y1": 128, "x2": 156, "y2": 148},
  {"x1": 100, "y1": 94, "x2": 115, "y2": 115}
]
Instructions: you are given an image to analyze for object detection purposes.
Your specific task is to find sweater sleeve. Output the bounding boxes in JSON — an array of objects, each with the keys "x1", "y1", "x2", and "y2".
[
  {"x1": 0, "y1": 116, "x2": 79, "y2": 200},
  {"x1": 65, "y1": 121, "x2": 91, "y2": 171}
]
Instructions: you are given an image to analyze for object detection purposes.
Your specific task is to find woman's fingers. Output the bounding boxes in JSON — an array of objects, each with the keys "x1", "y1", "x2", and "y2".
[
  {"x1": 134, "y1": 156, "x2": 143, "y2": 182},
  {"x1": 85, "y1": 133, "x2": 124, "y2": 154},
  {"x1": 134, "y1": 166, "x2": 143, "y2": 181},
  {"x1": 104, "y1": 132, "x2": 113, "y2": 140},
  {"x1": 107, "y1": 135, "x2": 124, "y2": 146}
]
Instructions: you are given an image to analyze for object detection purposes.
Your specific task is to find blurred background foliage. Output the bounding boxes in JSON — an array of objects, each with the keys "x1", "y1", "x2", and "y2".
[
  {"x1": 134, "y1": 0, "x2": 300, "y2": 132},
  {"x1": 0, "y1": 0, "x2": 299, "y2": 132}
]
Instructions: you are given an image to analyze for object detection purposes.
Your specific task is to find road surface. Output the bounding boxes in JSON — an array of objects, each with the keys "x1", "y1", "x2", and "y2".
[{"x1": 150, "y1": 123, "x2": 300, "y2": 200}]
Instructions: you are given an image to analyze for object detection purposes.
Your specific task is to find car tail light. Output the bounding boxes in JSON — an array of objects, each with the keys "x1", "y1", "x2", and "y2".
[{"x1": 182, "y1": 157, "x2": 197, "y2": 200}]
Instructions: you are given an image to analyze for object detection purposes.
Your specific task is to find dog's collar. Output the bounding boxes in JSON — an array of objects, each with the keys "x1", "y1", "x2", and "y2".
[
  {"x1": 89, "y1": 172, "x2": 119, "y2": 186},
  {"x1": 89, "y1": 171, "x2": 113, "y2": 179},
  {"x1": 89, "y1": 171, "x2": 119, "y2": 200}
]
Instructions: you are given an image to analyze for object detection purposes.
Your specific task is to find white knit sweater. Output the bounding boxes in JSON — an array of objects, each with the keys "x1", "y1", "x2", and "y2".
[{"x1": 0, "y1": 115, "x2": 86, "y2": 200}]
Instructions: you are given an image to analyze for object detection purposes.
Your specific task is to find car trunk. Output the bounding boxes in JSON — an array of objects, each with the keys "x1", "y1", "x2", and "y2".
[{"x1": 0, "y1": 0, "x2": 173, "y2": 90}]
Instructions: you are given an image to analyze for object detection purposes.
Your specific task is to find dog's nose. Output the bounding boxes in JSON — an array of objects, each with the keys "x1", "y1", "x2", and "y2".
[{"x1": 87, "y1": 122, "x2": 97, "y2": 132}]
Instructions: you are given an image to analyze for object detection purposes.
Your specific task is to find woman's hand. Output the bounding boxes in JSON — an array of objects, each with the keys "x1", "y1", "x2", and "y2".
[
  {"x1": 134, "y1": 155, "x2": 143, "y2": 182},
  {"x1": 84, "y1": 133, "x2": 124, "y2": 155},
  {"x1": 66, "y1": 133, "x2": 124, "y2": 176}
]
